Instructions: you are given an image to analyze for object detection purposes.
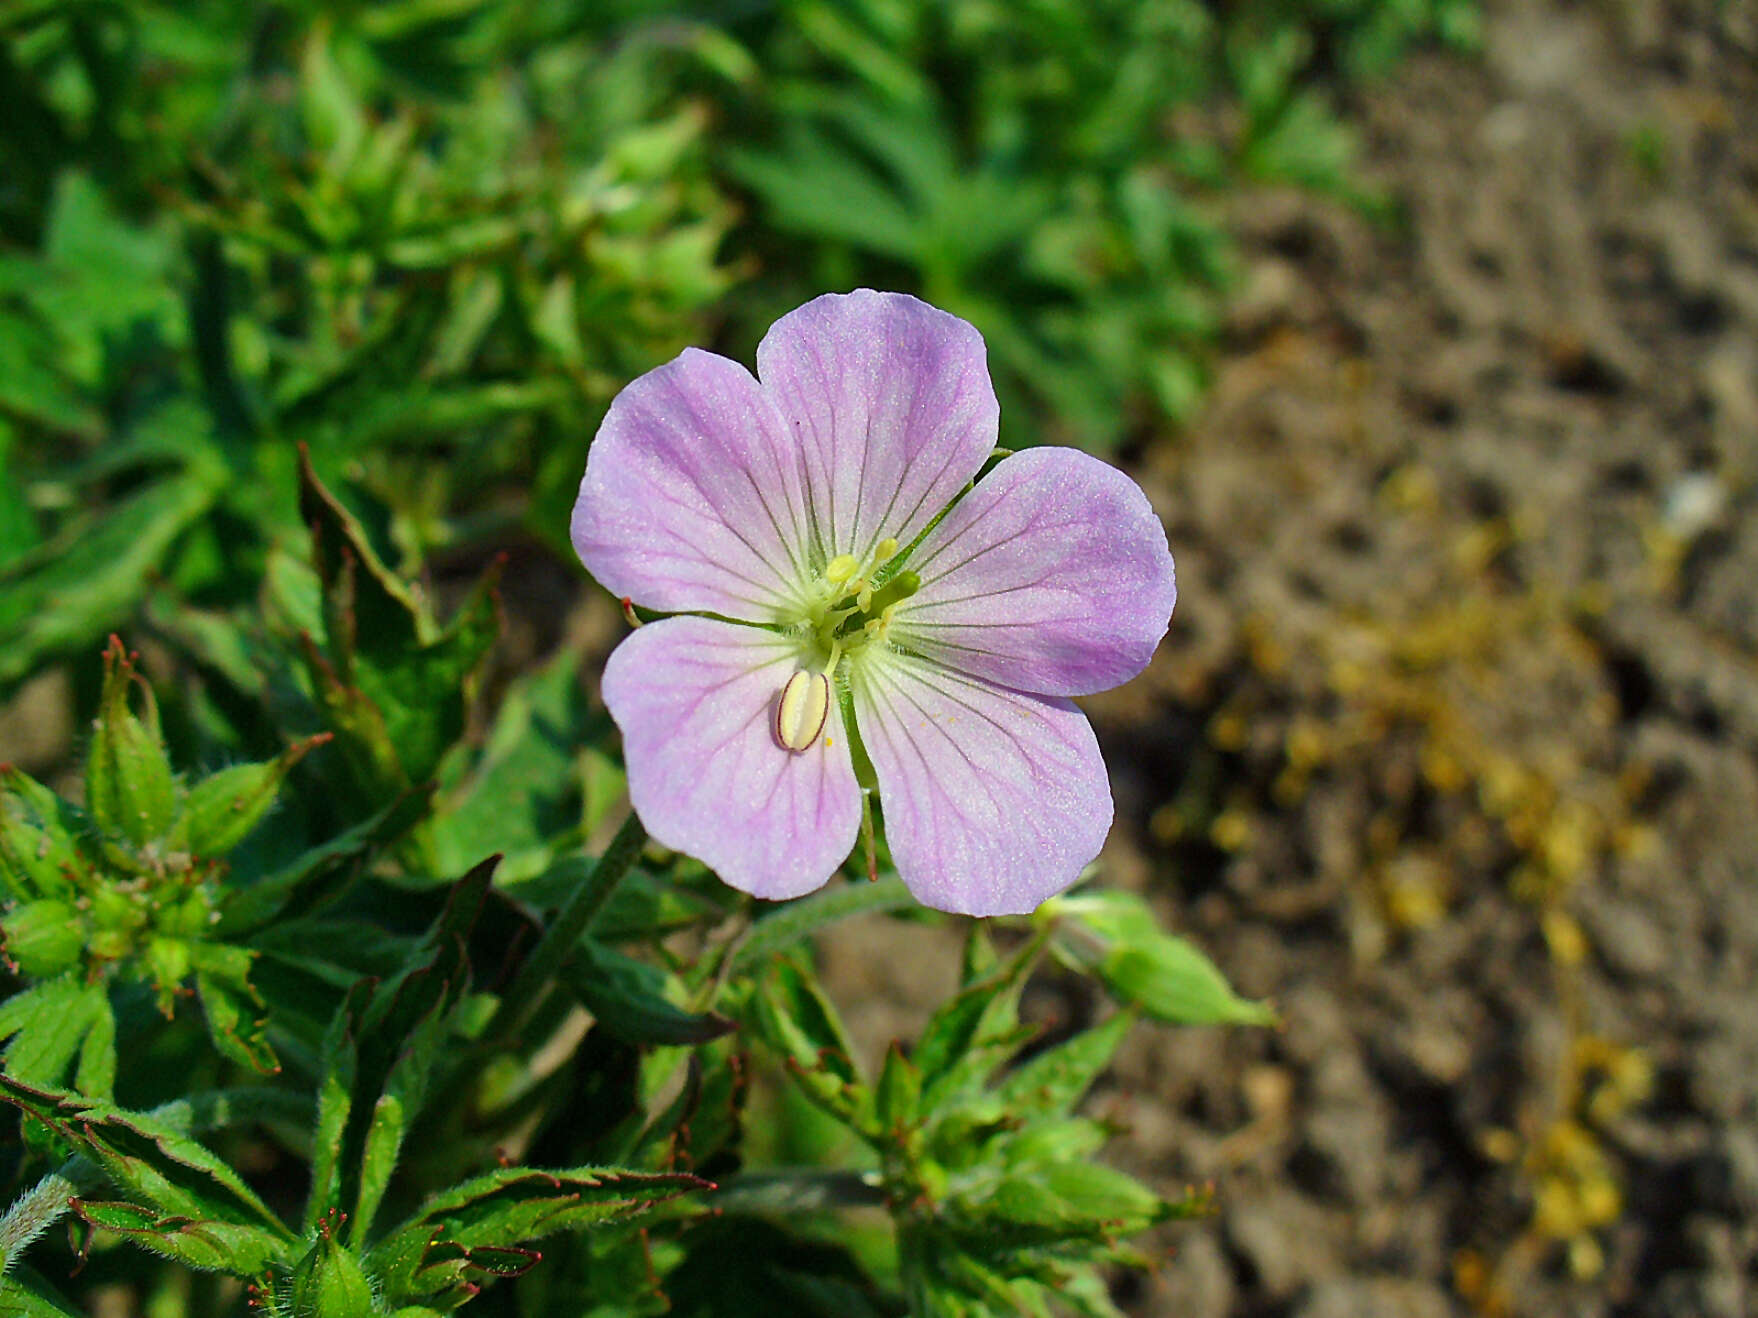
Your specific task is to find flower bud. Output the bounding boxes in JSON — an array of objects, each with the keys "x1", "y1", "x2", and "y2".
[{"x1": 0, "y1": 899, "x2": 84, "y2": 977}]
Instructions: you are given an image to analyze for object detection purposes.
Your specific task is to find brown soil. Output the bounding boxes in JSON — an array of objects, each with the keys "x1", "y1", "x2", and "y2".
[{"x1": 822, "y1": 0, "x2": 1758, "y2": 1314}]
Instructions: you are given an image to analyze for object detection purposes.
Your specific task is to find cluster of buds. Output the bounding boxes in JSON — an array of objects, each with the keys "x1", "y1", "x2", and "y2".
[{"x1": 0, "y1": 638, "x2": 322, "y2": 1013}]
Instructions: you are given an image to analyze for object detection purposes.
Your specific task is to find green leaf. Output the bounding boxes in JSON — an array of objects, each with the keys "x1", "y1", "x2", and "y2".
[
  {"x1": 562, "y1": 942, "x2": 733, "y2": 1047},
  {"x1": 305, "y1": 980, "x2": 368, "y2": 1237},
  {"x1": 306, "y1": 858, "x2": 496, "y2": 1245},
  {"x1": 0, "y1": 975, "x2": 114, "y2": 1095},
  {"x1": 366, "y1": 1166, "x2": 708, "y2": 1307},
  {"x1": 0, "y1": 1270, "x2": 86, "y2": 1317},
  {"x1": 219, "y1": 786, "x2": 432, "y2": 935},
  {"x1": 299, "y1": 21, "x2": 367, "y2": 165},
  {"x1": 911, "y1": 934, "x2": 1044, "y2": 1110},
  {"x1": 423, "y1": 649, "x2": 603, "y2": 882},
  {"x1": 295, "y1": 450, "x2": 501, "y2": 794},
  {"x1": 749, "y1": 956, "x2": 867, "y2": 1126},
  {"x1": 990, "y1": 1009, "x2": 1135, "y2": 1122},
  {"x1": 171, "y1": 733, "x2": 332, "y2": 858},
  {"x1": 73, "y1": 992, "x2": 116, "y2": 1098},
  {"x1": 85, "y1": 637, "x2": 176, "y2": 847}
]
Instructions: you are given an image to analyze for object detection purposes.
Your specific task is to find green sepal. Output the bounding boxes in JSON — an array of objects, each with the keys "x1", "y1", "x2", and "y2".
[
  {"x1": 170, "y1": 733, "x2": 331, "y2": 858},
  {"x1": 970, "y1": 1162, "x2": 1169, "y2": 1246},
  {"x1": 0, "y1": 767, "x2": 98, "y2": 900},
  {"x1": 0, "y1": 899, "x2": 83, "y2": 978},
  {"x1": 1048, "y1": 891, "x2": 1276, "y2": 1026},
  {"x1": 874, "y1": 1041, "x2": 921, "y2": 1134},
  {"x1": 288, "y1": 1229, "x2": 382, "y2": 1317},
  {"x1": 195, "y1": 969, "x2": 279, "y2": 1075},
  {"x1": 85, "y1": 637, "x2": 176, "y2": 847}
]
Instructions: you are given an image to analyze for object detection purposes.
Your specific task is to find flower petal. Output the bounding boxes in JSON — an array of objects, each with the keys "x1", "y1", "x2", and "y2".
[
  {"x1": 572, "y1": 348, "x2": 814, "y2": 619},
  {"x1": 603, "y1": 617, "x2": 861, "y2": 900},
  {"x1": 756, "y1": 289, "x2": 997, "y2": 563},
  {"x1": 893, "y1": 447, "x2": 1176, "y2": 697},
  {"x1": 850, "y1": 652, "x2": 1111, "y2": 916}
]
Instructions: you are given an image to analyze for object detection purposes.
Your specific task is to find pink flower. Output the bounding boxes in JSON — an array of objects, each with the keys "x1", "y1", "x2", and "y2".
[{"x1": 572, "y1": 291, "x2": 1175, "y2": 916}]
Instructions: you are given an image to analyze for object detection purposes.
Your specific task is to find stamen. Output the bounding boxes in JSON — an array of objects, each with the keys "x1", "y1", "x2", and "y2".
[
  {"x1": 825, "y1": 554, "x2": 860, "y2": 585},
  {"x1": 774, "y1": 669, "x2": 831, "y2": 752}
]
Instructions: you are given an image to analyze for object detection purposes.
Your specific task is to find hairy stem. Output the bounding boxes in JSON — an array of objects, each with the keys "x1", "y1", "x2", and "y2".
[{"x1": 0, "y1": 1158, "x2": 99, "y2": 1275}]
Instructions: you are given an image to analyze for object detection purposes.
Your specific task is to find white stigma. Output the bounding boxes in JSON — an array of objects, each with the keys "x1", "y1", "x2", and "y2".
[{"x1": 774, "y1": 669, "x2": 831, "y2": 752}]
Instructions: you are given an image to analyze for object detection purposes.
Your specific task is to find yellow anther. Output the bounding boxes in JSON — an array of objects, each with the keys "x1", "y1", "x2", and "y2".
[
  {"x1": 774, "y1": 670, "x2": 831, "y2": 753},
  {"x1": 825, "y1": 554, "x2": 860, "y2": 585},
  {"x1": 873, "y1": 537, "x2": 899, "y2": 561}
]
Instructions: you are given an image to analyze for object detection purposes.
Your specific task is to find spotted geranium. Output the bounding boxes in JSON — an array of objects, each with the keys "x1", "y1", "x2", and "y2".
[{"x1": 571, "y1": 290, "x2": 1176, "y2": 916}]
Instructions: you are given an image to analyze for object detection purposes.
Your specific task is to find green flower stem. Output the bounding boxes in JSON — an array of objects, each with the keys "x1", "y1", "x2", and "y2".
[{"x1": 487, "y1": 811, "x2": 647, "y2": 1042}]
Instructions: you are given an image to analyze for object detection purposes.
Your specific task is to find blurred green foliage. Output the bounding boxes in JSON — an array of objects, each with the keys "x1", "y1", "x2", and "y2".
[
  {"x1": 0, "y1": 0, "x2": 1475, "y2": 691},
  {"x1": 716, "y1": 0, "x2": 1476, "y2": 447}
]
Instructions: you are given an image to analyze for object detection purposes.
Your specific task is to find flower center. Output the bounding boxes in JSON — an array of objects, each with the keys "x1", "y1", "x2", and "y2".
[{"x1": 769, "y1": 536, "x2": 922, "y2": 752}]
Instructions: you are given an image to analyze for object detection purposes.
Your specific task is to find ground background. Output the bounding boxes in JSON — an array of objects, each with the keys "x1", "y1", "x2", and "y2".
[{"x1": 819, "y1": 0, "x2": 1758, "y2": 1314}]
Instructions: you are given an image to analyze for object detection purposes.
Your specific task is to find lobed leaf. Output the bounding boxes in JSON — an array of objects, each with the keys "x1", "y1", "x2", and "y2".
[
  {"x1": 366, "y1": 1165, "x2": 709, "y2": 1306},
  {"x1": 0, "y1": 1075, "x2": 297, "y2": 1273},
  {"x1": 70, "y1": 1199, "x2": 289, "y2": 1274}
]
